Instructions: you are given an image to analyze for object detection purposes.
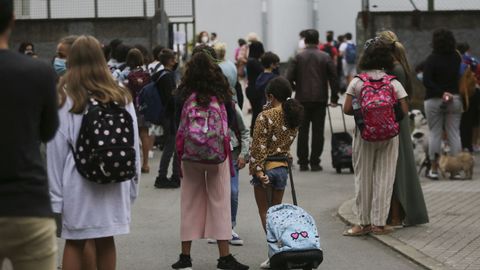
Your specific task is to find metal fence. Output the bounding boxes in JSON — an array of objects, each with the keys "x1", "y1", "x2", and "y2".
[
  {"x1": 14, "y1": 0, "x2": 157, "y2": 19},
  {"x1": 367, "y1": 0, "x2": 480, "y2": 11}
]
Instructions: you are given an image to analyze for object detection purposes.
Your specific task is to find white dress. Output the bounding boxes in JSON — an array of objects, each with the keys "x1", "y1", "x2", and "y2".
[{"x1": 47, "y1": 98, "x2": 140, "y2": 240}]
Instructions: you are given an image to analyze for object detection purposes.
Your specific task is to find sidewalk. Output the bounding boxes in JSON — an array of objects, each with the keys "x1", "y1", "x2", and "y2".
[{"x1": 338, "y1": 159, "x2": 480, "y2": 270}]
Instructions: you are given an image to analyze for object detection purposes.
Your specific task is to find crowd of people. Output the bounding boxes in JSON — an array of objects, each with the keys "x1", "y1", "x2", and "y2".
[{"x1": 2, "y1": 0, "x2": 480, "y2": 268}]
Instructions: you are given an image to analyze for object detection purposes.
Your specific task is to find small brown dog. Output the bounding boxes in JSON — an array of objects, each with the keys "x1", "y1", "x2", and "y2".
[{"x1": 438, "y1": 152, "x2": 475, "y2": 180}]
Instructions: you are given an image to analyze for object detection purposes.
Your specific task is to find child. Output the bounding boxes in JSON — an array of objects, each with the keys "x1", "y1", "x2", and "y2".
[
  {"x1": 249, "y1": 76, "x2": 304, "y2": 268},
  {"x1": 255, "y1": 52, "x2": 280, "y2": 109},
  {"x1": 172, "y1": 45, "x2": 249, "y2": 270},
  {"x1": 47, "y1": 36, "x2": 140, "y2": 269},
  {"x1": 342, "y1": 38, "x2": 408, "y2": 236},
  {"x1": 154, "y1": 48, "x2": 181, "y2": 188}
]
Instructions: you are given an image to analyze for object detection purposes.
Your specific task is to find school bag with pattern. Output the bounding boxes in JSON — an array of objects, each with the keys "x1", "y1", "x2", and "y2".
[
  {"x1": 266, "y1": 204, "x2": 321, "y2": 258},
  {"x1": 345, "y1": 43, "x2": 357, "y2": 64},
  {"x1": 354, "y1": 73, "x2": 400, "y2": 142},
  {"x1": 176, "y1": 93, "x2": 231, "y2": 165},
  {"x1": 127, "y1": 68, "x2": 151, "y2": 108},
  {"x1": 72, "y1": 98, "x2": 137, "y2": 184}
]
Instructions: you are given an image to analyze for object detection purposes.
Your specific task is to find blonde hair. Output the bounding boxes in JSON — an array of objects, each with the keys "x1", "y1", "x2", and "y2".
[
  {"x1": 378, "y1": 30, "x2": 413, "y2": 95},
  {"x1": 247, "y1": 32, "x2": 259, "y2": 43},
  {"x1": 213, "y1": 42, "x2": 227, "y2": 60},
  {"x1": 59, "y1": 35, "x2": 132, "y2": 113}
]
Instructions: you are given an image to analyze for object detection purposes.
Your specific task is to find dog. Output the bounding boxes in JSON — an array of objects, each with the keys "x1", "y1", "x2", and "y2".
[{"x1": 438, "y1": 152, "x2": 475, "y2": 180}]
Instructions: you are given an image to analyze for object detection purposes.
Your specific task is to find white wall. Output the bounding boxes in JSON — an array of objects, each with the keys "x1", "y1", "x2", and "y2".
[
  {"x1": 195, "y1": 0, "x2": 263, "y2": 60},
  {"x1": 315, "y1": 0, "x2": 362, "y2": 43}
]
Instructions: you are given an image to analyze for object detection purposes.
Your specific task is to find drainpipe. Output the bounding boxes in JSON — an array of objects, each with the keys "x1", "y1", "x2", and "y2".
[{"x1": 261, "y1": 0, "x2": 268, "y2": 48}]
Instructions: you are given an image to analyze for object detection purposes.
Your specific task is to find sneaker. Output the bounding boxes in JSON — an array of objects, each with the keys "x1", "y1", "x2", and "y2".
[
  {"x1": 310, "y1": 165, "x2": 323, "y2": 172},
  {"x1": 172, "y1": 254, "x2": 192, "y2": 270},
  {"x1": 217, "y1": 254, "x2": 249, "y2": 270},
  {"x1": 299, "y1": 165, "x2": 309, "y2": 172},
  {"x1": 207, "y1": 238, "x2": 217, "y2": 244},
  {"x1": 148, "y1": 150, "x2": 154, "y2": 159},
  {"x1": 155, "y1": 176, "x2": 180, "y2": 189},
  {"x1": 426, "y1": 170, "x2": 439, "y2": 180},
  {"x1": 260, "y1": 258, "x2": 270, "y2": 269},
  {"x1": 230, "y1": 230, "x2": 244, "y2": 246},
  {"x1": 170, "y1": 177, "x2": 181, "y2": 188}
]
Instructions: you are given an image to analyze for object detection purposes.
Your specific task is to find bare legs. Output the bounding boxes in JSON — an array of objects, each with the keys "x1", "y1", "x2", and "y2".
[
  {"x1": 254, "y1": 186, "x2": 285, "y2": 232},
  {"x1": 180, "y1": 240, "x2": 229, "y2": 258},
  {"x1": 139, "y1": 127, "x2": 154, "y2": 172},
  {"x1": 63, "y1": 237, "x2": 115, "y2": 270}
]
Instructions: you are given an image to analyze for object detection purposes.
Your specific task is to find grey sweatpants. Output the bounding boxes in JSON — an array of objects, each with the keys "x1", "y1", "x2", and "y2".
[
  {"x1": 353, "y1": 132, "x2": 399, "y2": 226},
  {"x1": 424, "y1": 96, "x2": 463, "y2": 160}
]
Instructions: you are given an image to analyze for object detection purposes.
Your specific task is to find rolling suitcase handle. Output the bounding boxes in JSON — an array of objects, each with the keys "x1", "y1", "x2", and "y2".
[
  {"x1": 265, "y1": 156, "x2": 297, "y2": 206},
  {"x1": 326, "y1": 103, "x2": 347, "y2": 134}
]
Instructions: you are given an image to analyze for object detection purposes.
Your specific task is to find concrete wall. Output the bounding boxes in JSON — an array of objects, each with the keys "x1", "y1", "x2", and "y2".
[
  {"x1": 10, "y1": 12, "x2": 169, "y2": 61},
  {"x1": 356, "y1": 11, "x2": 480, "y2": 67},
  {"x1": 356, "y1": 11, "x2": 480, "y2": 110}
]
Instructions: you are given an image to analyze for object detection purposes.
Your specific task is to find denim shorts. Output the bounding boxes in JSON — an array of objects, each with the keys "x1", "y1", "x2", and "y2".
[{"x1": 251, "y1": 166, "x2": 289, "y2": 190}]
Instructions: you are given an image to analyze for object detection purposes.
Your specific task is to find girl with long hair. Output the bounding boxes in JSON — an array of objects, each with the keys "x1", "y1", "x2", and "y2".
[
  {"x1": 377, "y1": 30, "x2": 429, "y2": 227},
  {"x1": 249, "y1": 76, "x2": 304, "y2": 268},
  {"x1": 172, "y1": 46, "x2": 249, "y2": 270},
  {"x1": 47, "y1": 35, "x2": 140, "y2": 270}
]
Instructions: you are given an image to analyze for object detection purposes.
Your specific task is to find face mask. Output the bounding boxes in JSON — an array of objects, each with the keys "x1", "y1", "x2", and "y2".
[
  {"x1": 416, "y1": 72, "x2": 423, "y2": 81},
  {"x1": 53, "y1": 58, "x2": 67, "y2": 76},
  {"x1": 201, "y1": 36, "x2": 209, "y2": 44},
  {"x1": 298, "y1": 39, "x2": 306, "y2": 50}
]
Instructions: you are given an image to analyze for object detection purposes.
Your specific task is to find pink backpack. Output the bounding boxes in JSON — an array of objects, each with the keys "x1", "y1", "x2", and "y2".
[
  {"x1": 176, "y1": 93, "x2": 231, "y2": 165},
  {"x1": 355, "y1": 73, "x2": 400, "y2": 142}
]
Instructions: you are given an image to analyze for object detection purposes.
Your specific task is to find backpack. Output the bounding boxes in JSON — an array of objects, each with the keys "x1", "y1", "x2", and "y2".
[
  {"x1": 321, "y1": 43, "x2": 334, "y2": 58},
  {"x1": 354, "y1": 73, "x2": 400, "y2": 142},
  {"x1": 176, "y1": 93, "x2": 231, "y2": 165},
  {"x1": 137, "y1": 71, "x2": 169, "y2": 125},
  {"x1": 345, "y1": 43, "x2": 357, "y2": 64},
  {"x1": 72, "y1": 99, "x2": 137, "y2": 184},
  {"x1": 127, "y1": 68, "x2": 151, "y2": 107},
  {"x1": 266, "y1": 204, "x2": 321, "y2": 258}
]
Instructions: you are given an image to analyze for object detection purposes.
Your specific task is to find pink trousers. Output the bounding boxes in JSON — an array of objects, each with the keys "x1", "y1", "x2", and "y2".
[{"x1": 180, "y1": 160, "x2": 232, "y2": 241}]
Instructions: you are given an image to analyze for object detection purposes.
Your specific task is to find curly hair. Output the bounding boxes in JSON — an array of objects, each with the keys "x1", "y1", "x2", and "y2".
[
  {"x1": 432, "y1": 28, "x2": 456, "y2": 54},
  {"x1": 358, "y1": 38, "x2": 394, "y2": 71},
  {"x1": 178, "y1": 44, "x2": 231, "y2": 107}
]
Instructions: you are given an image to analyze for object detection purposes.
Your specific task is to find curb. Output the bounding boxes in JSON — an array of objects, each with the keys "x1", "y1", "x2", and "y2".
[{"x1": 338, "y1": 199, "x2": 451, "y2": 270}]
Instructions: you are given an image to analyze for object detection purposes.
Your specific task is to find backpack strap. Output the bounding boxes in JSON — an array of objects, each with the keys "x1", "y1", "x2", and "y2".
[{"x1": 355, "y1": 73, "x2": 370, "y2": 82}]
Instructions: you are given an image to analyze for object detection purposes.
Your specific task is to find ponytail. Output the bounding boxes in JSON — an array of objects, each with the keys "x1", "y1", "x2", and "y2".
[
  {"x1": 266, "y1": 76, "x2": 304, "y2": 129},
  {"x1": 282, "y1": 98, "x2": 304, "y2": 129}
]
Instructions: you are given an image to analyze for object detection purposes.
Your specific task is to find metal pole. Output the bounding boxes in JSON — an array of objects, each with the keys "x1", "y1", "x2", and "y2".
[
  {"x1": 46, "y1": 0, "x2": 51, "y2": 19},
  {"x1": 428, "y1": 0, "x2": 434, "y2": 11},
  {"x1": 143, "y1": 0, "x2": 147, "y2": 17},
  {"x1": 362, "y1": 0, "x2": 369, "y2": 11},
  {"x1": 192, "y1": 0, "x2": 196, "y2": 48},
  {"x1": 312, "y1": 0, "x2": 318, "y2": 29},
  {"x1": 261, "y1": 0, "x2": 268, "y2": 48},
  {"x1": 94, "y1": 0, "x2": 98, "y2": 18}
]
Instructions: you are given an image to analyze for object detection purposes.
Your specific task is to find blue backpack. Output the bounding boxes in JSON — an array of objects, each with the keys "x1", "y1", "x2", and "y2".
[
  {"x1": 137, "y1": 71, "x2": 168, "y2": 125},
  {"x1": 266, "y1": 204, "x2": 321, "y2": 258},
  {"x1": 345, "y1": 43, "x2": 357, "y2": 64}
]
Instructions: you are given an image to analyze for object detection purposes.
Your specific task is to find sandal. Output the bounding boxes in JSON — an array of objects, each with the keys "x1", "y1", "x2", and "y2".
[
  {"x1": 371, "y1": 225, "x2": 394, "y2": 235},
  {"x1": 343, "y1": 225, "x2": 371, "y2": 236}
]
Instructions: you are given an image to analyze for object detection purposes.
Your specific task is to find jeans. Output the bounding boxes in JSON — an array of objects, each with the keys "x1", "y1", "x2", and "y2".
[
  {"x1": 297, "y1": 102, "x2": 327, "y2": 166},
  {"x1": 231, "y1": 161, "x2": 239, "y2": 228},
  {"x1": 425, "y1": 96, "x2": 463, "y2": 160},
  {"x1": 158, "y1": 133, "x2": 180, "y2": 178}
]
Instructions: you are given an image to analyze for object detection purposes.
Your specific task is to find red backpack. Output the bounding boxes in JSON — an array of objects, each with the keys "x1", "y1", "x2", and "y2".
[
  {"x1": 354, "y1": 73, "x2": 400, "y2": 142},
  {"x1": 127, "y1": 68, "x2": 151, "y2": 108}
]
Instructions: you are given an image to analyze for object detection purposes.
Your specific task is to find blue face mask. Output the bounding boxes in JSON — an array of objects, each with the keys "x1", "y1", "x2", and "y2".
[{"x1": 53, "y1": 58, "x2": 67, "y2": 76}]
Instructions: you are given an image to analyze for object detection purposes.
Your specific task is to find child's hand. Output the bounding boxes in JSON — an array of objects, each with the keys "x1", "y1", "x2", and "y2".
[{"x1": 237, "y1": 157, "x2": 246, "y2": 169}]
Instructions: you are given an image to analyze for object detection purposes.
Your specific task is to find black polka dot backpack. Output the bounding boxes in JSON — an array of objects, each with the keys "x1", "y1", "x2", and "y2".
[{"x1": 71, "y1": 98, "x2": 136, "y2": 184}]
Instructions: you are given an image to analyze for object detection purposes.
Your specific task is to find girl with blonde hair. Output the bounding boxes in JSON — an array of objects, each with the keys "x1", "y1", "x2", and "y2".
[
  {"x1": 47, "y1": 35, "x2": 140, "y2": 270},
  {"x1": 377, "y1": 30, "x2": 429, "y2": 227}
]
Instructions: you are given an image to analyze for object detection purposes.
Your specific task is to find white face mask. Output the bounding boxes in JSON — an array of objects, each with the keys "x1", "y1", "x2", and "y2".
[
  {"x1": 201, "y1": 36, "x2": 209, "y2": 44},
  {"x1": 298, "y1": 39, "x2": 306, "y2": 50}
]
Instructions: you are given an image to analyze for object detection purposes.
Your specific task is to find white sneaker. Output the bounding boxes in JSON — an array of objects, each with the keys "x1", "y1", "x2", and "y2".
[
  {"x1": 427, "y1": 170, "x2": 439, "y2": 180},
  {"x1": 148, "y1": 151, "x2": 154, "y2": 159},
  {"x1": 260, "y1": 258, "x2": 270, "y2": 269},
  {"x1": 207, "y1": 238, "x2": 217, "y2": 244},
  {"x1": 229, "y1": 230, "x2": 244, "y2": 246}
]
